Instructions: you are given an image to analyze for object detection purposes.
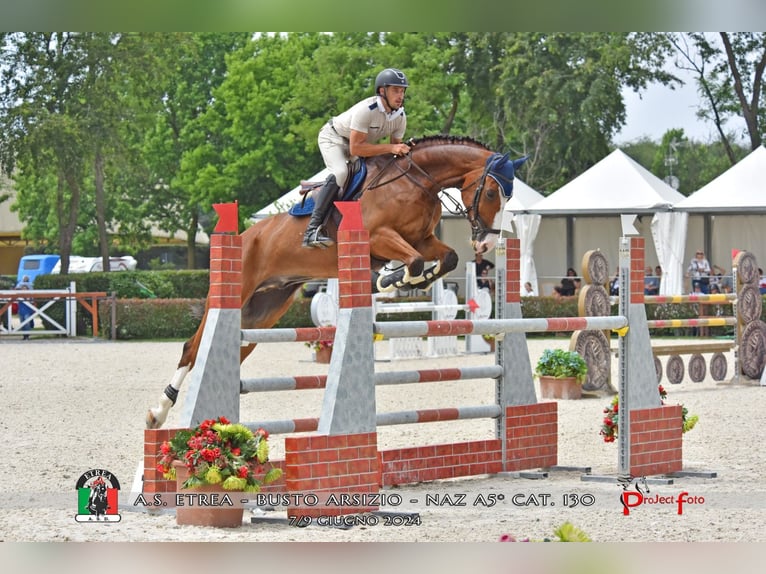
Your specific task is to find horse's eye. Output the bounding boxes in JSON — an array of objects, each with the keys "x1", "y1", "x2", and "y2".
[{"x1": 485, "y1": 189, "x2": 497, "y2": 201}]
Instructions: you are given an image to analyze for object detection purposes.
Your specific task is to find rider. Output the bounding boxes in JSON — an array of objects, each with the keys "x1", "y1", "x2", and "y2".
[{"x1": 303, "y1": 67, "x2": 412, "y2": 248}]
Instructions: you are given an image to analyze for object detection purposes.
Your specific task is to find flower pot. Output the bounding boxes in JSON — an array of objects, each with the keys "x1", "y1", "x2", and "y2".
[
  {"x1": 315, "y1": 346, "x2": 332, "y2": 364},
  {"x1": 539, "y1": 375, "x2": 582, "y2": 400},
  {"x1": 173, "y1": 462, "x2": 244, "y2": 528}
]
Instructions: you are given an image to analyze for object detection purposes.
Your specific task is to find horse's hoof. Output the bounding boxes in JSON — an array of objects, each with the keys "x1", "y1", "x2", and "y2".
[
  {"x1": 376, "y1": 275, "x2": 398, "y2": 293},
  {"x1": 146, "y1": 410, "x2": 162, "y2": 430}
]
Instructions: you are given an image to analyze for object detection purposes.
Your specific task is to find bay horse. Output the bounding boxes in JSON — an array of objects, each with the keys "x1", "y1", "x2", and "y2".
[{"x1": 147, "y1": 135, "x2": 527, "y2": 429}]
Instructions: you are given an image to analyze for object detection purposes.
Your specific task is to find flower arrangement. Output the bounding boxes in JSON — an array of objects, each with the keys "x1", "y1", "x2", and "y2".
[
  {"x1": 499, "y1": 521, "x2": 591, "y2": 542},
  {"x1": 534, "y1": 348, "x2": 588, "y2": 383},
  {"x1": 157, "y1": 416, "x2": 282, "y2": 491},
  {"x1": 600, "y1": 385, "x2": 699, "y2": 443},
  {"x1": 305, "y1": 339, "x2": 334, "y2": 352}
]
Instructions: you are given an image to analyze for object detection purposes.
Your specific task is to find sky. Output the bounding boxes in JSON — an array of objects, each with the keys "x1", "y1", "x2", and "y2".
[{"x1": 615, "y1": 55, "x2": 748, "y2": 146}]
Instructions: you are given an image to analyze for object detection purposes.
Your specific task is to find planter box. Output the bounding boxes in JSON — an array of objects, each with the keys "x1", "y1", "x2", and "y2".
[{"x1": 539, "y1": 375, "x2": 582, "y2": 400}]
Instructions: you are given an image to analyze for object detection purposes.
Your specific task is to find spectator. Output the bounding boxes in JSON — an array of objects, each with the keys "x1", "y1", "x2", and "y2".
[
  {"x1": 521, "y1": 281, "x2": 536, "y2": 297},
  {"x1": 475, "y1": 252, "x2": 495, "y2": 292},
  {"x1": 760, "y1": 268, "x2": 766, "y2": 295},
  {"x1": 644, "y1": 266, "x2": 660, "y2": 295},
  {"x1": 554, "y1": 268, "x2": 577, "y2": 298},
  {"x1": 609, "y1": 269, "x2": 620, "y2": 296},
  {"x1": 686, "y1": 249, "x2": 712, "y2": 294},
  {"x1": 15, "y1": 277, "x2": 34, "y2": 340}
]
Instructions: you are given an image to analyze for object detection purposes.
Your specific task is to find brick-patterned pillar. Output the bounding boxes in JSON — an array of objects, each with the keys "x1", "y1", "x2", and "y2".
[
  {"x1": 504, "y1": 403, "x2": 558, "y2": 471},
  {"x1": 629, "y1": 405, "x2": 683, "y2": 476},
  {"x1": 143, "y1": 428, "x2": 177, "y2": 505},
  {"x1": 285, "y1": 432, "x2": 379, "y2": 519},
  {"x1": 180, "y1": 231, "x2": 243, "y2": 427},
  {"x1": 208, "y1": 233, "x2": 243, "y2": 309},
  {"x1": 630, "y1": 236, "x2": 645, "y2": 305}
]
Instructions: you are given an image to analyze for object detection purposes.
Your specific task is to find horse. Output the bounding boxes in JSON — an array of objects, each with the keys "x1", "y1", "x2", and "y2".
[{"x1": 146, "y1": 135, "x2": 527, "y2": 429}]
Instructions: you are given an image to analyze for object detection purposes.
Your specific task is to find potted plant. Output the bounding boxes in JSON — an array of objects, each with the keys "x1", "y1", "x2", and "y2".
[
  {"x1": 157, "y1": 416, "x2": 282, "y2": 527},
  {"x1": 305, "y1": 339, "x2": 334, "y2": 363},
  {"x1": 534, "y1": 348, "x2": 588, "y2": 400}
]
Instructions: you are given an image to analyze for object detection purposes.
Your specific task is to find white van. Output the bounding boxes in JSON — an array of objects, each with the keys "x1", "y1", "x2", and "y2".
[{"x1": 51, "y1": 256, "x2": 138, "y2": 274}]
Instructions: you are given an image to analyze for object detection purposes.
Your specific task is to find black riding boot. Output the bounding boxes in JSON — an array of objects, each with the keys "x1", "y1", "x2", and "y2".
[{"x1": 303, "y1": 175, "x2": 340, "y2": 248}]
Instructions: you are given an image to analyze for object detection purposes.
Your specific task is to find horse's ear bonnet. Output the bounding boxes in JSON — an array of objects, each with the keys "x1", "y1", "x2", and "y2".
[{"x1": 485, "y1": 153, "x2": 529, "y2": 198}]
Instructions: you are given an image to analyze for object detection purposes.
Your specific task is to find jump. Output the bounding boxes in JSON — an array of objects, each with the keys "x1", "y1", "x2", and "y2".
[{"x1": 146, "y1": 135, "x2": 527, "y2": 429}]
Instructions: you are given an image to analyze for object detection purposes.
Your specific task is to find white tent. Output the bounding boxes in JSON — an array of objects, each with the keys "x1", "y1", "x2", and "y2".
[
  {"x1": 675, "y1": 145, "x2": 766, "y2": 278},
  {"x1": 252, "y1": 168, "x2": 332, "y2": 220},
  {"x1": 526, "y1": 149, "x2": 687, "y2": 294}
]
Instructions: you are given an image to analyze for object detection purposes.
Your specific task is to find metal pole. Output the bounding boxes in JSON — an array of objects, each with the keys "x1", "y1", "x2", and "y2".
[{"x1": 617, "y1": 237, "x2": 631, "y2": 479}]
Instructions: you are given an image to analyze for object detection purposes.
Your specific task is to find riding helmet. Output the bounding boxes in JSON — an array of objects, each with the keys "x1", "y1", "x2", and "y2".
[{"x1": 375, "y1": 68, "x2": 409, "y2": 94}]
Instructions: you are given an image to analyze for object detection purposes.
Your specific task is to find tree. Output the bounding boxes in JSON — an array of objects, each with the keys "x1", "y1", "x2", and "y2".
[
  {"x1": 141, "y1": 32, "x2": 250, "y2": 267},
  {"x1": 0, "y1": 33, "x2": 173, "y2": 270},
  {"x1": 670, "y1": 32, "x2": 766, "y2": 162},
  {"x1": 463, "y1": 33, "x2": 676, "y2": 191}
]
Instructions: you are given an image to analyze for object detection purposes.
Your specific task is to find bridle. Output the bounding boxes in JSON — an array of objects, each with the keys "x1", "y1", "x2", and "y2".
[{"x1": 366, "y1": 150, "x2": 512, "y2": 243}]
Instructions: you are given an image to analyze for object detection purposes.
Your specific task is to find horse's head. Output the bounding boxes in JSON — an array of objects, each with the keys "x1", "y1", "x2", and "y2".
[{"x1": 462, "y1": 152, "x2": 528, "y2": 253}]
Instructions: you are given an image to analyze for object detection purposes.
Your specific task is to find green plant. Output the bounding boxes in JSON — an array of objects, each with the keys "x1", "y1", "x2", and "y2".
[
  {"x1": 157, "y1": 416, "x2": 282, "y2": 492},
  {"x1": 534, "y1": 348, "x2": 588, "y2": 383}
]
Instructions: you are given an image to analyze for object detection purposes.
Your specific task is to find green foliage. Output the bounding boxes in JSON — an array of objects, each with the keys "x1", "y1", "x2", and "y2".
[
  {"x1": 535, "y1": 348, "x2": 588, "y2": 383},
  {"x1": 33, "y1": 270, "x2": 210, "y2": 299},
  {"x1": 98, "y1": 298, "x2": 203, "y2": 340},
  {"x1": 553, "y1": 521, "x2": 592, "y2": 542}
]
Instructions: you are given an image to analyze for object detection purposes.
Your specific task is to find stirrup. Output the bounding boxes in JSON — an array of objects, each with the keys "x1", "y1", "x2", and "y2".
[{"x1": 302, "y1": 227, "x2": 333, "y2": 248}]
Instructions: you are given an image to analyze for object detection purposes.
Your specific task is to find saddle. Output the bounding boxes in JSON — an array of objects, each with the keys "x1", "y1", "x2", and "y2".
[{"x1": 288, "y1": 161, "x2": 367, "y2": 217}]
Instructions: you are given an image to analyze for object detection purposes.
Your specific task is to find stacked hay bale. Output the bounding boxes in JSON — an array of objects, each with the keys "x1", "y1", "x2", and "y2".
[
  {"x1": 733, "y1": 251, "x2": 766, "y2": 381},
  {"x1": 570, "y1": 249, "x2": 614, "y2": 394}
]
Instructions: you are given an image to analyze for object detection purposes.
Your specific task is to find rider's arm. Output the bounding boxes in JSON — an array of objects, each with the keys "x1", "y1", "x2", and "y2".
[{"x1": 349, "y1": 129, "x2": 410, "y2": 157}]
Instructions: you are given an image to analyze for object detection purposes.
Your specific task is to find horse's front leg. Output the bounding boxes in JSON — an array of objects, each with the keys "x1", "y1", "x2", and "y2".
[
  {"x1": 369, "y1": 229, "x2": 425, "y2": 292},
  {"x1": 411, "y1": 234, "x2": 459, "y2": 290}
]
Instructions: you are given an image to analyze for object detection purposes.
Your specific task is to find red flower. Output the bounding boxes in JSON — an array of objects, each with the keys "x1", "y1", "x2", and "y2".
[
  {"x1": 603, "y1": 418, "x2": 613, "y2": 426},
  {"x1": 201, "y1": 448, "x2": 217, "y2": 462},
  {"x1": 238, "y1": 466, "x2": 249, "y2": 479},
  {"x1": 231, "y1": 447, "x2": 241, "y2": 456},
  {"x1": 257, "y1": 428, "x2": 269, "y2": 439}
]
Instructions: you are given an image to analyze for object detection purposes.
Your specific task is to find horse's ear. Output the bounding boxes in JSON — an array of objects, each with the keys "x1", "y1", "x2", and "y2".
[{"x1": 513, "y1": 155, "x2": 529, "y2": 170}]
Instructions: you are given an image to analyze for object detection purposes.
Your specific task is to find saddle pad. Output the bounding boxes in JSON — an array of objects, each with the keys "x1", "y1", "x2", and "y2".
[
  {"x1": 288, "y1": 163, "x2": 367, "y2": 217},
  {"x1": 289, "y1": 196, "x2": 315, "y2": 216}
]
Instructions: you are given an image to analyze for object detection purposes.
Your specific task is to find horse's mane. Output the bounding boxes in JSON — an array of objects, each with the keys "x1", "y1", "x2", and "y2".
[{"x1": 409, "y1": 134, "x2": 491, "y2": 151}]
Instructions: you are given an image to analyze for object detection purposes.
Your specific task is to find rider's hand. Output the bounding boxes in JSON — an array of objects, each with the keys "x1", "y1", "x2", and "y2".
[{"x1": 393, "y1": 143, "x2": 411, "y2": 156}]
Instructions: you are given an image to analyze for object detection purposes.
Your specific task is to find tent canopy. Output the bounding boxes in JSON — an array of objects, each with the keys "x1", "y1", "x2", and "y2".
[
  {"x1": 527, "y1": 149, "x2": 685, "y2": 215},
  {"x1": 674, "y1": 145, "x2": 766, "y2": 213}
]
